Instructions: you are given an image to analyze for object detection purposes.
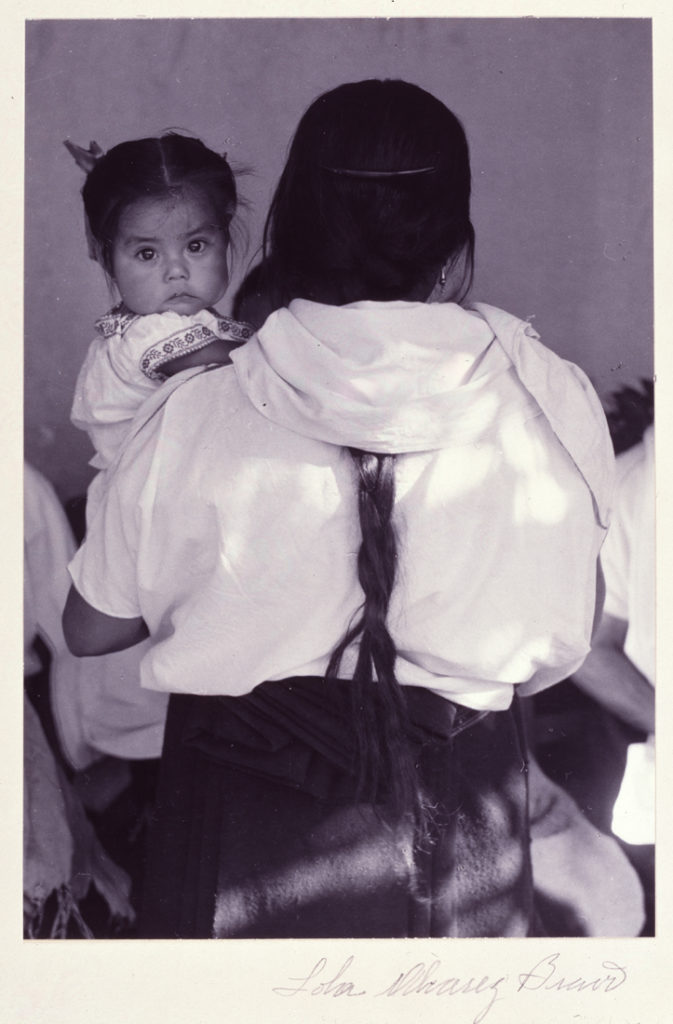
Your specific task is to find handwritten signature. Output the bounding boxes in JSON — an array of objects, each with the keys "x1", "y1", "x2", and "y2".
[{"x1": 273, "y1": 953, "x2": 628, "y2": 1023}]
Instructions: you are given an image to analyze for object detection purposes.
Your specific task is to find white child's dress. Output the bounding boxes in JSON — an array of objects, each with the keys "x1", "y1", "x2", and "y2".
[
  {"x1": 72, "y1": 304, "x2": 253, "y2": 472},
  {"x1": 68, "y1": 304, "x2": 253, "y2": 760}
]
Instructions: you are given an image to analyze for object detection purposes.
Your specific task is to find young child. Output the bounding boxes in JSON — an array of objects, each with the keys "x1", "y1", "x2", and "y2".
[
  {"x1": 66, "y1": 134, "x2": 252, "y2": 494},
  {"x1": 57, "y1": 135, "x2": 254, "y2": 793}
]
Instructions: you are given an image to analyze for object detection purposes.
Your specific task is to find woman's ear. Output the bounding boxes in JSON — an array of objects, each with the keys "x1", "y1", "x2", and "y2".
[
  {"x1": 425, "y1": 249, "x2": 469, "y2": 304},
  {"x1": 425, "y1": 263, "x2": 450, "y2": 304}
]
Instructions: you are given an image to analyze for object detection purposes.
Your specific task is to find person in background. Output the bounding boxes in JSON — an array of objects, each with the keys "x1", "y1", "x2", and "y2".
[
  {"x1": 572, "y1": 423, "x2": 655, "y2": 931},
  {"x1": 24, "y1": 463, "x2": 135, "y2": 937}
]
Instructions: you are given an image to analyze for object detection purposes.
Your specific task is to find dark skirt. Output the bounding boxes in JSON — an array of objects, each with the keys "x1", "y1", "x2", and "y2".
[{"x1": 140, "y1": 678, "x2": 533, "y2": 938}]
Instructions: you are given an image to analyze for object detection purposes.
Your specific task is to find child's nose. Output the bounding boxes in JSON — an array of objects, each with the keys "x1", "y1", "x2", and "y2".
[{"x1": 165, "y1": 254, "x2": 189, "y2": 280}]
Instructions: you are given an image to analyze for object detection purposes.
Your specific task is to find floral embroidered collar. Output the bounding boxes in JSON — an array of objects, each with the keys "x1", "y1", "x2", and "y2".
[{"x1": 94, "y1": 303, "x2": 139, "y2": 339}]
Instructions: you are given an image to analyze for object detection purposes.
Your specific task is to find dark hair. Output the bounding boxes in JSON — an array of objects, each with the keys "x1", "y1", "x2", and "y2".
[
  {"x1": 605, "y1": 377, "x2": 654, "y2": 455},
  {"x1": 263, "y1": 78, "x2": 474, "y2": 307},
  {"x1": 81, "y1": 133, "x2": 237, "y2": 274},
  {"x1": 265, "y1": 80, "x2": 476, "y2": 838}
]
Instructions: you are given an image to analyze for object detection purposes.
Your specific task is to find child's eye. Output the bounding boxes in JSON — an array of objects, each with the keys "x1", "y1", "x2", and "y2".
[
  {"x1": 187, "y1": 239, "x2": 208, "y2": 254},
  {"x1": 135, "y1": 248, "x2": 156, "y2": 262}
]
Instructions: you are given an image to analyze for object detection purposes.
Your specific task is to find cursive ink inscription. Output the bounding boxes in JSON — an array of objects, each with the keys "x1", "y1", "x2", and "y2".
[
  {"x1": 272, "y1": 952, "x2": 629, "y2": 1022},
  {"x1": 518, "y1": 953, "x2": 627, "y2": 994},
  {"x1": 377, "y1": 959, "x2": 506, "y2": 1023},
  {"x1": 272, "y1": 956, "x2": 366, "y2": 998},
  {"x1": 272, "y1": 955, "x2": 505, "y2": 1021}
]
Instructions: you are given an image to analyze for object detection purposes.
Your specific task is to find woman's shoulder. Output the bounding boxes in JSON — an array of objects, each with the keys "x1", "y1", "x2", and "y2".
[
  {"x1": 470, "y1": 301, "x2": 602, "y2": 406},
  {"x1": 470, "y1": 302, "x2": 562, "y2": 365},
  {"x1": 471, "y1": 301, "x2": 614, "y2": 527}
]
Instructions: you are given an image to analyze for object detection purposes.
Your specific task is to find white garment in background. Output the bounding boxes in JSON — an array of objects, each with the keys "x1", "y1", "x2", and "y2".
[
  {"x1": 24, "y1": 462, "x2": 100, "y2": 768},
  {"x1": 24, "y1": 462, "x2": 166, "y2": 767},
  {"x1": 601, "y1": 425, "x2": 655, "y2": 844},
  {"x1": 69, "y1": 300, "x2": 613, "y2": 710}
]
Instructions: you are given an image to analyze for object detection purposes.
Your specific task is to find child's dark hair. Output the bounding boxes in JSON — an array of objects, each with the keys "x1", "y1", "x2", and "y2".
[
  {"x1": 80, "y1": 133, "x2": 237, "y2": 274},
  {"x1": 265, "y1": 79, "x2": 476, "y2": 840}
]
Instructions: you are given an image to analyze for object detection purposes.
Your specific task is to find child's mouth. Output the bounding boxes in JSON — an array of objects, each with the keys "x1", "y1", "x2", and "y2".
[{"x1": 163, "y1": 293, "x2": 203, "y2": 309}]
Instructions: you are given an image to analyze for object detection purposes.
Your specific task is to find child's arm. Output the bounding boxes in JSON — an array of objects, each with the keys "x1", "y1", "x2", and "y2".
[
  {"x1": 138, "y1": 311, "x2": 252, "y2": 380},
  {"x1": 160, "y1": 337, "x2": 238, "y2": 376}
]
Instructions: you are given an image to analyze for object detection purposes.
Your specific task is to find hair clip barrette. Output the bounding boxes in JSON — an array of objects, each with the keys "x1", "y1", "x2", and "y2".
[{"x1": 320, "y1": 165, "x2": 436, "y2": 178}]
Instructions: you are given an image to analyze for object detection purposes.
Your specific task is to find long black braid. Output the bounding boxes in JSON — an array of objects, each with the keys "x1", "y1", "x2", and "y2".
[{"x1": 325, "y1": 448, "x2": 431, "y2": 839}]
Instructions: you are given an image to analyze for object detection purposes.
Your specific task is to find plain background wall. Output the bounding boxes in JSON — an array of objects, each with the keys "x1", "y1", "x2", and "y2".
[{"x1": 24, "y1": 18, "x2": 652, "y2": 501}]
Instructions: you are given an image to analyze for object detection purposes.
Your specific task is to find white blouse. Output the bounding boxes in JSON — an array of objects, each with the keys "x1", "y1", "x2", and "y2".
[{"x1": 69, "y1": 300, "x2": 613, "y2": 711}]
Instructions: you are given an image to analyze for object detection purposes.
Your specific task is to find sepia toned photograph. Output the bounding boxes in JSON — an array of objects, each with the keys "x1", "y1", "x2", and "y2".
[{"x1": 23, "y1": 10, "x2": 655, "y2": 978}]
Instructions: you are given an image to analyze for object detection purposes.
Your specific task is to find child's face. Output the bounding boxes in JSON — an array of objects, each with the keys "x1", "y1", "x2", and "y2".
[{"x1": 110, "y1": 193, "x2": 230, "y2": 316}]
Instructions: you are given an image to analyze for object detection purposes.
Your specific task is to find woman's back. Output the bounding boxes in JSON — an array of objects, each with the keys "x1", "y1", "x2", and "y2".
[{"x1": 70, "y1": 298, "x2": 609, "y2": 708}]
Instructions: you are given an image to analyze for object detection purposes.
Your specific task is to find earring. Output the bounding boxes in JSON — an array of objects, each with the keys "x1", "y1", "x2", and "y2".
[{"x1": 439, "y1": 265, "x2": 447, "y2": 287}]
